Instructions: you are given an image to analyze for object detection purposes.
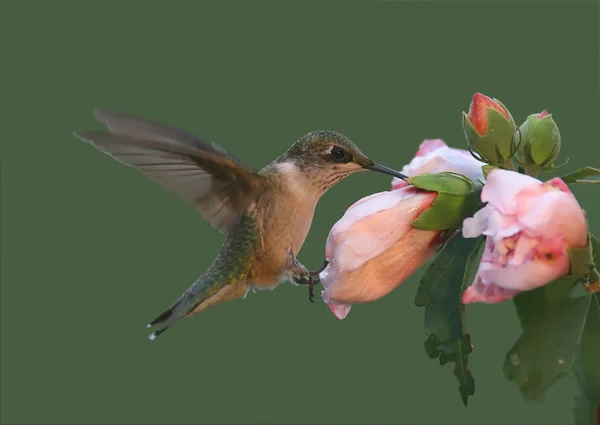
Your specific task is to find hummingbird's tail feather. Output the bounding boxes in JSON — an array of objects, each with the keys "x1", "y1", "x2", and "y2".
[
  {"x1": 146, "y1": 276, "x2": 248, "y2": 341},
  {"x1": 146, "y1": 305, "x2": 176, "y2": 329},
  {"x1": 146, "y1": 286, "x2": 205, "y2": 342},
  {"x1": 145, "y1": 305, "x2": 178, "y2": 341},
  {"x1": 145, "y1": 294, "x2": 201, "y2": 341},
  {"x1": 148, "y1": 326, "x2": 170, "y2": 341}
]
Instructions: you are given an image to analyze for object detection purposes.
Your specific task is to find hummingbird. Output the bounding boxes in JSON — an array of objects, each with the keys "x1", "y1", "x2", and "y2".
[{"x1": 74, "y1": 110, "x2": 408, "y2": 341}]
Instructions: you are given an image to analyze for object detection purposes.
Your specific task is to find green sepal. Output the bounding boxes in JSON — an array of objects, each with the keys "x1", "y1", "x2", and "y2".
[
  {"x1": 408, "y1": 172, "x2": 474, "y2": 195},
  {"x1": 567, "y1": 232, "x2": 599, "y2": 286},
  {"x1": 462, "y1": 100, "x2": 518, "y2": 166},
  {"x1": 568, "y1": 236, "x2": 595, "y2": 278},
  {"x1": 516, "y1": 113, "x2": 562, "y2": 176},
  {"x1": 408, "y1": 172, "x2": 480, "y2": 232},
  {"x1": 543, "y1": 157, "x2": 570, "y2": 174},
  {"x1": 411, "y1": 192, "x2": 467, "y2": 231},
  {"x1": 585, "y1": 232, "x2": 600, "y2": 290},
  {"x1": 481, "y1": 164, "x2": 497, "y2": 178}
]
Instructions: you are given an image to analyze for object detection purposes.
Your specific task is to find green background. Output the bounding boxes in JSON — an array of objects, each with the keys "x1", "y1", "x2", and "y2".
[{"x1": 2, "y1": 1, "x2": 599, "y2": 424}]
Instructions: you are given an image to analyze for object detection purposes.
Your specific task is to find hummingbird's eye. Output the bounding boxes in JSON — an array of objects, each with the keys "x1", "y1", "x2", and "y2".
[{"x1": 330, "y1": 146, "x2": 351, "y2": 163}]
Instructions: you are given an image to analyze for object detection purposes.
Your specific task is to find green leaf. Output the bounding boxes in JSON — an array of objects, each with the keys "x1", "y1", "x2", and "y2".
[
  {"x1": 562, "y1": 167, "x2": 600, "y2": 184},
  {"x1": 580, "y1": 294, "x2": 600, "y2": 400},
  {"x1": 572, "y1": 393, "x2": 598, "y2": 425},
  {"x1": 503, "y1": 295, "x2": 592, "y2": 402},
  {"x1": 463, "y1": 236, "x2": 484, "y2": 290},
  {"x1": 424, "y1": 333, "x2": 475, "y2": 406},
  {"x1": 415, "y1": 233, "x2": 480, "y2": 406},
  {"x1": 572, "y1": 293, "x2": 600, "y2": 425},
  {"x1": 512, "y1": 279, "x2": 575, "y2": 329}
]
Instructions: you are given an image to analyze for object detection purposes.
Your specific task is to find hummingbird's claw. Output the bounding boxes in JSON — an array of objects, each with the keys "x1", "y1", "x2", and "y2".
[
  {"x1": 287, "y1": 252, "x2": 327, "y2": 303},
  {"x1": 306, "y1": 260, "x2": 329, "y2": 303},
  {"x1": 309, "y1": 260, "x2": 329, "y2": 278}
]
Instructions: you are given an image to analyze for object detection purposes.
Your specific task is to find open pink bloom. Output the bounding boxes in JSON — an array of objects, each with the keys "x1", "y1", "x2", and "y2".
[
  {"x1": 461, "y1": 169, "x2": 588, "y2": 304},
  {"x1": 319, "y1": 187, "x2": 439, "y2": 319},
  {"x1": 391, "y1": 139, "x2": 486, "y2": 190}
]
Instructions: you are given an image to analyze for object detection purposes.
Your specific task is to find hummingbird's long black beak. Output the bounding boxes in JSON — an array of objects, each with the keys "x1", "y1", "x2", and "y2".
[{"x1": 367, "y1": 163, "x2": 409, "y2": 181}]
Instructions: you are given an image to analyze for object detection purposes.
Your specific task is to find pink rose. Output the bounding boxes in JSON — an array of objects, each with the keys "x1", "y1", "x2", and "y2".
[
  {"x1": 461, "y1": 169, "x2": 588, "y2": 304},
  {"x1": 391, "y1": 139, "x2": 486, "y2": 190},
  {"x1": 320, "y1": 187, "x2": 439, "y2": 319},
  {"x1": 320, "y1": 138, "x2": 484, "y2": 320}
]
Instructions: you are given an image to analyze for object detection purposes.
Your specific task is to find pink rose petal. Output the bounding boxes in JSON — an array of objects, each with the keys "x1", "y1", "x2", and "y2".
[
  {"x1": 415, "y1": 139, "x2": 448, "y2": 157},
  {"x1": 461, "y1": 169, "x2": 588, "y2": 304},
  {"x1": 481, "y1": 169, "x2": 541, "y2": 215},
  {"x1": 391, "y1": 138, "x2": 486, "y2": 190},
  {"x1": 326, "y1": 302, "x2": 352, "y2": 320}
]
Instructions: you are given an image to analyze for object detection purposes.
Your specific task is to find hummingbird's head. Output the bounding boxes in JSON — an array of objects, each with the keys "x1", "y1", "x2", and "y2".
[{"x1": 277, "y1": 130, "x2": 408, "y2": 195}]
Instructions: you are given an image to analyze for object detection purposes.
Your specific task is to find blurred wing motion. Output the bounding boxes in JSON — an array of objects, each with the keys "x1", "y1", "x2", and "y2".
[{"x1": 74, "y1": 109, "x2": 268, "y2": 232}]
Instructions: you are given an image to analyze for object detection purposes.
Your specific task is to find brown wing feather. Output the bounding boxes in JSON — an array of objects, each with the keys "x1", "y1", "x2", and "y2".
[{"x1": 74, "y1": 109, "x2": 268, "y2": 232}]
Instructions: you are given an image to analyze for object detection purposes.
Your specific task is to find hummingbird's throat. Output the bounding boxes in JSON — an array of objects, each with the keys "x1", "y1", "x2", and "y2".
[{"x1": 275, "y1": 160, "x2": 355, "y2": 200}]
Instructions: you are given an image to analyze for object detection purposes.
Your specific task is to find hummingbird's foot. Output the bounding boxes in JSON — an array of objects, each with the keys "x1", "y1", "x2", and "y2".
[
  {"x1": 306, "y1": 260, "x2": 329, "y2": 303},
  {"x1": 286, "y1": 249, "x2": 324, "y2": 303},
  {"x1": 292, "y1": 273, "x2": 317, "y2": 303},
  {"x1": 309, "y1": 260, "x2": 329, "y2": 279},
  {"x1": 292, "y1": 273, "x2": 316, "y2": 303}
]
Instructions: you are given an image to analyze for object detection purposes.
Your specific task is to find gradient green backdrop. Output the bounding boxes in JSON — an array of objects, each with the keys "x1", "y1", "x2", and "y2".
[{"x1": 2, "y1": 1, "x2": 599, "y2": 424}]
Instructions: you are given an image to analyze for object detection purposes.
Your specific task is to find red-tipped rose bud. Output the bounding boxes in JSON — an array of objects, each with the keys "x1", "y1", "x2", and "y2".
[
  {"x1": 537, "y1": 110, "x2": 550, "y2": 119},
  {"x1": 462, "y1": 93, "x2": 518, "y2": 167},
  {"x1": 467, "y1": 93, "x2": 510, "y2": 136}
]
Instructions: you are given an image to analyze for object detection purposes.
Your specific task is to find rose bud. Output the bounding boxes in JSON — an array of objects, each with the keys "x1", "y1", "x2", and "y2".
[
  {"x1": 461, "y1": 169, "x2": 591, "y2": 304},
  {"x1": 462, "y1": 93, "x2": 518, "y2": 167},
  {"x1": 516, "y1": 111, "x2": 561, "y2": 177},
  {"x1": 320, "y1": 170, "x2": 477, "y2": 320},
  {"x1": 391, "y1": 139, "x2": 486, "y2": 191},
  {"x1": 319, "y1": 187, "x2": 440, "y2": 320}
]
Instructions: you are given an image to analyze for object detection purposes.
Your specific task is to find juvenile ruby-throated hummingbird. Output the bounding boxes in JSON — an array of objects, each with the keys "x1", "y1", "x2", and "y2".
[{"x1": 74, "y1": 110, "x2": 408, "y2": 340}]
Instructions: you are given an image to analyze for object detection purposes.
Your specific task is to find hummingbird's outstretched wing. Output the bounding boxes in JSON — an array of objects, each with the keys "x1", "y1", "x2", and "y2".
[{"x1": 74, "y1": 109, "x2": 268, "y2": 232}]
